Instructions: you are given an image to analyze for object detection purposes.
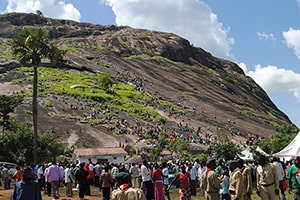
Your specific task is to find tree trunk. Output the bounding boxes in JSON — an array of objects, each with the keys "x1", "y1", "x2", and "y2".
[{"x1": 33, "y1": 64, "x2": 38, "y2": 164}]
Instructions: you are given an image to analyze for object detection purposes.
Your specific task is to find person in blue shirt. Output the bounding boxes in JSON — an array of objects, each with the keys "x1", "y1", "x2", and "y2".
[
  {"x1": 162, "y1": 161, "x2": 171, "y2": 200},
  {"x1": 220, "y1": 168, "x2": 230, "y2": 200},
  {"x1": 10, "y1": 166, "x2": 42, "y2": 200}
]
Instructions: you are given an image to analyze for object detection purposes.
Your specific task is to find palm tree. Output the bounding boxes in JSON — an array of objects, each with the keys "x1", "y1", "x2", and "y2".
[{"x1": 11, "y1": 27, "x2": 62, "y2": 164}]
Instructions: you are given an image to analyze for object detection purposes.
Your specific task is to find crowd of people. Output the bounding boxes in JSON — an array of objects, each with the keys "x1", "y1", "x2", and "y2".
[{"x1": 2, "y1": 154, "x2": 300, "y2": 200}]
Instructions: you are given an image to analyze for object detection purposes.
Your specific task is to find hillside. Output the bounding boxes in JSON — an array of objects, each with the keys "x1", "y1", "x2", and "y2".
[{"x1": 0, "y1": 13, "x2": 294, "y2": 150}]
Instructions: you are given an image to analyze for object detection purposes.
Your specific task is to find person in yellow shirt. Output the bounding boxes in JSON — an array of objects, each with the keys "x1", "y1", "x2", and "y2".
[
  {"x1": 200, "y1": 159, "x2": 223, "y2": 200},
  {"x1": 237, "y1": 158, "x2": 252, "y2": 200},
  {"x1": 111, "y1": 172, "x2": 146, "y2": 200},
  {"x1": 256, "y1": 155, "x2": 280, "y2": 200},
  {"x1": 229, "y1": 160, "x2": 245, "y2": 200}
]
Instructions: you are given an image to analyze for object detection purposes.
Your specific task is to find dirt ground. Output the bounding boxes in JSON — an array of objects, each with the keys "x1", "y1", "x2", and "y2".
[{"x1": 0, "y1": 185, "x2": 102, "y2": 200}]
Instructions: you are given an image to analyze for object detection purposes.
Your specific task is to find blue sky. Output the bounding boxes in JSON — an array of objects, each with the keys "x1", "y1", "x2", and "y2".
[{"x1": 1, "y1": 0, "x2": 300, "y2": 127}]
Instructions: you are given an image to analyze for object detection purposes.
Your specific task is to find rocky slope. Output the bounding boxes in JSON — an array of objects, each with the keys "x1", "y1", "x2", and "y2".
[{"x1": 0, "y1": 13, "x2": 294, "y2": 149}]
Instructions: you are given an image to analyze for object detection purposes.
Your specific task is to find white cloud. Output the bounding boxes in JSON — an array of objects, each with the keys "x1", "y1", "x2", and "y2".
[
  {"x1": 283, "y1": 28, "x2": 300, "y2": 59},
  {"x1": 257, "y1": 32, "x2": 276, "y2": 41},
  {"x1": 245, "y1": 64, "x2": 300, "y2": 101},
  {"x1": 104, "y1": 0, "x2": 235, "y2": 61},
  {"x1": 238, "y1": 62, "x2": 248, "y2": 74},
  {"x1": 4, "y1": 0, "x2": 81, "y2": 21}
]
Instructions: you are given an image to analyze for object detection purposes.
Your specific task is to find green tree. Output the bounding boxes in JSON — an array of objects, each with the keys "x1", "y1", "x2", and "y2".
[
  {"x1": 259, "y1": 132, "x2": 297, "y2": 154},
  {"x1": 11, "y1": 27, "x2": 63, "y2": 164},
  {"x1": 213, "y1": 142, "x2": 241, "y2": 161},
  {"x1": 158, "y1": 133, "x2": 168, "y2": 148},
  {"x1": 0, "y1": 121, "x2": 65, "y2": 164},
  {"x1": 98, "y1": 71, "x2": 115, "y2": 92},
  {"x1": 196, "y1": 153, "x2": 209, "y2": 163},
  {"x1": 38, "y1": 132, "x2": 66, "y2": 162},
  {"x1": 36, "y1": 10, "x2": 44, "y2": 17},
  {"x1": 278, "y1": 124, "x2": 298, "y2": 134},
  {"x1": 168, "y1": 138, "x2": 188, "y2": 158},
  {"x1": 0, "y1": 94, "x2": 22, "y2": 132},
  {"x1": 148, "y1": 145, "x2": 162, "y2": 161}
]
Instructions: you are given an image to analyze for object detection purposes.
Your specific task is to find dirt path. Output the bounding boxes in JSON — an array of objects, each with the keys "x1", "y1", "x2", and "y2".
[{"x1": 0, "y1": 186, "x2": 102, "y2": 200}]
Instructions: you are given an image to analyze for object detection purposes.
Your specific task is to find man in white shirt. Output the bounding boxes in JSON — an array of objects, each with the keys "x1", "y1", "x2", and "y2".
[
  {"x1": 273, "y1": 157, "x2": 286, "y2": 200},
  {"x1": 189, "y1": 164, "x2": 198, "y2": 196},
  {"x1": 141, "y1": 160, "x2": 153, "y2": 200},
  {"x1": 111, "y1": 163, "x2": 119, "y2": 189},
  {"x1": 64, "y1": 164, "x2": 73, "y2": 197},
  {"x1": 129, "y1": 163, "x2": 138, "y2": 188},
  {"x1": 1, "y1": 165, "x2": 10, "y2": 189}
]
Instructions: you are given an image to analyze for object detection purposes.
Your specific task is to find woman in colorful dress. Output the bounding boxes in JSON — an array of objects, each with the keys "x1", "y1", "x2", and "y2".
[
  {"x1": 169, "y1": 165, "x2": 191, "y2": 200},
  {"x1": 152, "y1": 163, "x2": 165, "y2": 200}
]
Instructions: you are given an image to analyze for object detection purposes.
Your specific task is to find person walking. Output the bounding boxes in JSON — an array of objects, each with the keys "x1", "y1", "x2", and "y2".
[
  {"x1": 273, "y1": 157, "x2": 286, "y2": 200},
  {"x1": 99, "y1": 165, "x2": 114, "y2": 200},
  {"x1": 44, "y1": 163, "x2": 52, "y2": 197},
  {"x1": 169, "y1": 164, "x2": 192, "y2": 200},
  {"x1": 37, "y1": 164, "x2": 45, "y2": 191},
  {"x1": 64, "y1": 163, "x2": 73, "y2": 197},
  {"x1": 152, "y1": 163, "x2": 164, "y2": 200},
  {"x1": 129, "y1": 163, "x2": 138, "y2": 188},
  {"x1": 141, "y1": 160, "x2": 154, "y2": 200},
  {"x1": 12, "y1": 166, "x2": 23, "y2": 182},
  {"x1": 188, "y1": 164, "x2": 198, "y2": 196},
  {"x1": 162, "y1": 162, "x2": 171, "y2": 200},
  {"x1": 10, "y1": 167, "x2": 42, "y2": 200},
  {"x1": 75, "y1": 162, "x2": 89, "y2": 200},
  {"x1": 47, "y1": 161, "x2": 63, "y2": 200},
  {"x1": 84, "y1": 163, "x2": 95, "y2": 196},
  {"x1": 256, "y1": 155, "x2": 280, "y2": 200},
  {"x1": 94, "y1": 162, "x2": 101, "y2": 187},
  {"x1": 111, "y1": 163, "x2": 119, "y2": 189},
  {"x1": 2, "y1": 164, "x2": 10, "y2": 190}
]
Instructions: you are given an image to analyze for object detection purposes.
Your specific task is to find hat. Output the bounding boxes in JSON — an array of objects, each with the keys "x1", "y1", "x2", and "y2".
[{"x1": 115, "y1": 172, "x2": 130, "y2": 185}]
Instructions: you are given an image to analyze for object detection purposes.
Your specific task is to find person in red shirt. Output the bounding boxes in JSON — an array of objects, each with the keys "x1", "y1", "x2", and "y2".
[
  {"x1": 100, "y1": 165, "x2": 114, "y2": 200},
  {"x1": 169, "y1": 165, "x2": 191, "y2": 200},
  {"x1": 12, "y1": 166, "x2": 23, "y2": 182},
  {"x1": 84, "y1": 163, "x2": 95, "y2": 196},
  {"x1": 152, "y1": 163, "x2": 165, "y2": 200}
]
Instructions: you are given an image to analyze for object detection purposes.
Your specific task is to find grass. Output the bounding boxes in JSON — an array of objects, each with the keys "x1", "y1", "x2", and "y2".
[
  {"x1": 0, "y1": 183, "x2": 293, "y2": 200},
  {"x1": 168, "y1": 188, "x2": 293, "y2": 200},
  {"x1": 15, "y1": 66, "x2": 169, "y2": 123}
]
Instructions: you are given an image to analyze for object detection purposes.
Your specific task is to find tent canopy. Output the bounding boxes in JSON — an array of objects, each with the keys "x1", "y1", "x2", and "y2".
[
  {"x1": 239, "y1": 146, "x2": 269, "y2": 161},
  {"x1": 273, "y1": 131, "x2": 300, "y2": 161}
]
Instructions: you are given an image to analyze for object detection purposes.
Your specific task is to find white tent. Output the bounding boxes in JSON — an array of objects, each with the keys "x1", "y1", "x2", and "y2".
[
  {"x1": 239, "y1": 146, "x2": 269, "y2": 161},
  {"x1": 273, "y1": 131, "x2": 300, "y2": 161},
  {"x1": 240, "y1": 147, "x2": 254, "y2": 161}
]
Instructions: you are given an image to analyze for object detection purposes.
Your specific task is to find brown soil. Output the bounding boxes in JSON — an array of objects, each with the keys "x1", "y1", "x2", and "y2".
[{"x1": 0, "y1": 185, "x2": 102, "y2": 200}]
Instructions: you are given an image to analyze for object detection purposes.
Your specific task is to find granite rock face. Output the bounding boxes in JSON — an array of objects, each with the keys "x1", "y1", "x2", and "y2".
[{"x1": 0, "y1": 12, "x2": 293, "y2": 148}]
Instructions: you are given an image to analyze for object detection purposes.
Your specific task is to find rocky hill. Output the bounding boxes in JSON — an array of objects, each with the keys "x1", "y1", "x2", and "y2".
[{"x1": 0, "y1": 13, "x2": 294, "y2": 150}]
